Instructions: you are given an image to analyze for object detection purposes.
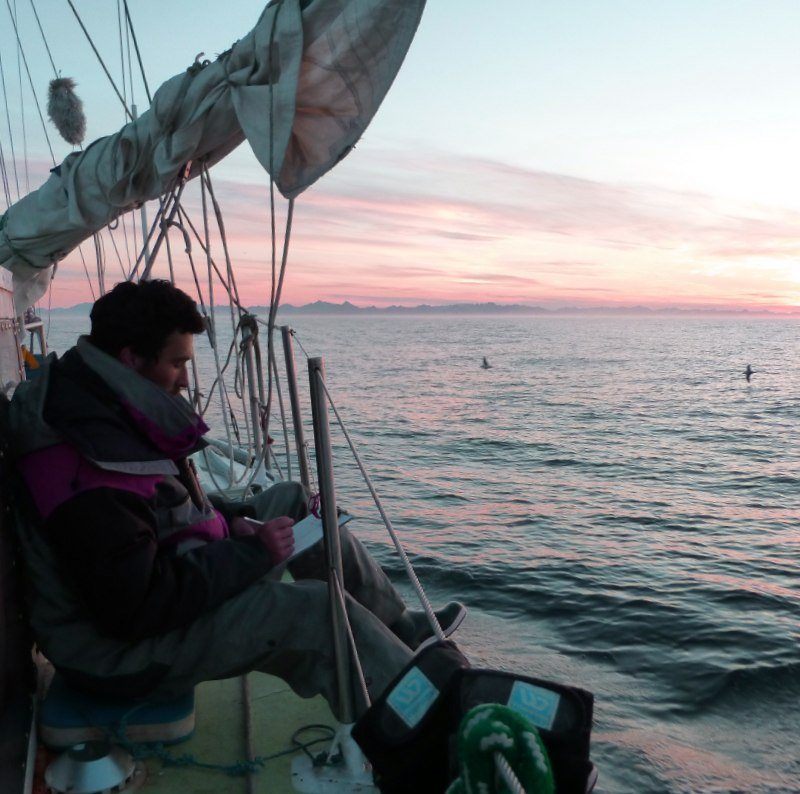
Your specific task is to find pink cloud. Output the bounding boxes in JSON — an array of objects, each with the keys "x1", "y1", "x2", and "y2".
[{"x1": 39, "y1": 146, "x2": 800, "y2": 310}]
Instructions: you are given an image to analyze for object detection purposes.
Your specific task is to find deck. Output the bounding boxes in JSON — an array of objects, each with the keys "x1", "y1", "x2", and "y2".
[{"x1": 34, "y1": 674, "x2": 335, "y2": 794}]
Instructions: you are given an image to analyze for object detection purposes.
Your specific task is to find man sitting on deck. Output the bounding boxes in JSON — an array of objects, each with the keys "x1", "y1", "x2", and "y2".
[{"x1": 7, "y1": 280, "x2": 464, "y2": 720}]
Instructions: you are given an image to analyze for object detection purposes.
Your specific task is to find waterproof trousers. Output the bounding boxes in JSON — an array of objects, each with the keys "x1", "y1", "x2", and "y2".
[{"x1": 143, "y1": 481, "x2": 413, "y2": 719}]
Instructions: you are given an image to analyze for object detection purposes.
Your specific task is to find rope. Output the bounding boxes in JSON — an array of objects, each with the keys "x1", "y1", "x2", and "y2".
[
  {"x1": 267, "y1": 443, "x2": 284, "y2": 481},
  {"x1": 315, "y1": 373, "x2": 445, "y2": 642},
  {"x1": 5, "y1": 0, "x2": 55, "y2": 163},
  {"x1": 197, "y1": 166, "x2": 268, "y2": 491},
  {"x1": 262, "y1": 198, "x2": 294, "y2": 473},
  {"x1": 270, "y1": 345, "x2": 292, "y2": 482},
  {"x1": 65, "y1": 0, "x2": 133, "y2": 120},
  {"x1": 200, "y1": 169, "x2": 243, "y2": 312},
  {"x1": 332, "y1": 568, "x2": 371, "y2": 710},
  {"x1": 205, "y1": 176, "x2": 242, "y2": 364},
  {"x1": 93, "y1": 232, "x2": 105, "y2": 295},
  {"x1": 129, "y1": 176, "x2": 185, "y2": 281},
  {"x1": 494, "y1": 753, "x2": 528, "y2": 794},
  {"x1": 200, "y1": 167, "x2": 236, "y2": 488},
  {"x1": 176, "y1": 204, "x2": 244, "y2": 311},
  {"x1": 199, "y1": 323, "x2": 275, "y2": 496},
  {"x1": 204, "y1": 168, "x2": 268, "y2": 492},
  {"x1": 176, "y1": 165, "x2": 293, "y2": 499}
]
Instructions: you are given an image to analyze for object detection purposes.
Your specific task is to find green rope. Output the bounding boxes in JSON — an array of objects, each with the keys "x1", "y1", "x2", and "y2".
[{"x1": 445, "y1": 704, "x2": 555, "y2": 794}]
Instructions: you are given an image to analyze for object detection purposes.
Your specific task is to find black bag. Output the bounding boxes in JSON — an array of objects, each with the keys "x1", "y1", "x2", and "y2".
[
  {"x1": 353, "y1": 640, "x2": 597, "y2": 793},
  {"x1": 352, "y1": 640, "x2": 468, "y2": 793}
]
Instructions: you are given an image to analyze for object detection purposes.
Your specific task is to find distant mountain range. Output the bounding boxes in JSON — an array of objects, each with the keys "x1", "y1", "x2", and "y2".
[{"x1": 46, "y1": 299, "x2": 798, "y2": 317}]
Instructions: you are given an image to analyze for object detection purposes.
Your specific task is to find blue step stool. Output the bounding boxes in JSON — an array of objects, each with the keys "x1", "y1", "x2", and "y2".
[{"x1": 39, "y1": 673, "x2": 195, "y2": 750}]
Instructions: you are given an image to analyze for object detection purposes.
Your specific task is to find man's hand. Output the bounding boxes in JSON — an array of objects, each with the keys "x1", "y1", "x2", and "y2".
[
  {"x1": 253, "y1": 516, "x2": 295, "y2": 564},
  {"x1": 229, "y1": 516, "x2": 257, "y2": 538}
]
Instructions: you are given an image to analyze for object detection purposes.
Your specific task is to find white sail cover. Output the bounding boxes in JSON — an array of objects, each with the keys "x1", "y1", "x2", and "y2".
[{"x1": 0, "y1": 0, "x2": 426, "y2": 310}]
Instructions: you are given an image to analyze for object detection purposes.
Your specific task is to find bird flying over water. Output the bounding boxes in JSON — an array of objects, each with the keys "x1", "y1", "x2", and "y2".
[
  {"x1": 744, "y1": 364, "x2": 754, "y2": 382},
  {"x1": 481, "y1": 357, "x2": 492, "y2": 369}
]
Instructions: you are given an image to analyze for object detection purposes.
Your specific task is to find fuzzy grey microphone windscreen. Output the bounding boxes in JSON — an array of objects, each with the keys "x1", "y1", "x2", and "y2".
[{"x1": 48, "y1": 77, "x2": 86, "y2": 146}]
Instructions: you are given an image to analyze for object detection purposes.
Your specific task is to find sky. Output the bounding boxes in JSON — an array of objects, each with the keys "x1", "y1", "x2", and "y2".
[{"x1": 1, "y1": 0, "x2": 800, "y2": 310}]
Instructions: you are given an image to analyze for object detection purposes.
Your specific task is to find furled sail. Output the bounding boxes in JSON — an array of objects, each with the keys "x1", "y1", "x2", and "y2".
[{"x1": 0, "y1": 0, "x2": 426, "y2": 311}]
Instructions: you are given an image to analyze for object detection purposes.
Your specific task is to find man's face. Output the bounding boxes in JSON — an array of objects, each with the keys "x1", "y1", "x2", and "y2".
[{"x1": 136, "y1": 331, "x2": 194, "y2": 396}]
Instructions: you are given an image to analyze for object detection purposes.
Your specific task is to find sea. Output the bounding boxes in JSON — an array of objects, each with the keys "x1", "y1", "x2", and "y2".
[{"x1": 42, "y1": 312, "x2": 800, "y2": 793}]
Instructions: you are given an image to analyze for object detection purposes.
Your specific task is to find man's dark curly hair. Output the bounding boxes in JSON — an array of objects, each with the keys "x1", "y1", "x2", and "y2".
[{"x1": 89, "y1": 280, "x2": 205, "y2": 360}]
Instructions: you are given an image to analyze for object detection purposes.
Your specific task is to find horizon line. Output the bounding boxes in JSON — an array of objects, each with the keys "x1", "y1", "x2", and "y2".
[{"x1": 45, "y1": 298, "x2": 800, "y2": 316}]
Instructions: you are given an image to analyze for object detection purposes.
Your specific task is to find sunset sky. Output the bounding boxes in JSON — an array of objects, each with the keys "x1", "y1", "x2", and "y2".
[{"x1": 2, "y1": 0, "x2": 800, "y2": 310}]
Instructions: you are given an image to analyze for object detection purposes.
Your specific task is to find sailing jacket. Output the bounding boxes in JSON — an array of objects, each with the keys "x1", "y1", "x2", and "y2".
[{"x1": 8, "y1": 337, "x2": 274, "y2": 645}]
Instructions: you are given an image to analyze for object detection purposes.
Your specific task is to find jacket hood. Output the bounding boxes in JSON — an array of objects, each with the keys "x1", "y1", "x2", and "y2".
[{"x1": 10, "y1": 337, "x2": 208, "y2": 469}]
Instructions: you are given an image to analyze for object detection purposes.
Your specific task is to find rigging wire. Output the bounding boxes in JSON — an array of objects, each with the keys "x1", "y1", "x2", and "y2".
[
  {"x1": 27, "y1": 0, "x2": 58, "y2": 79},
  {"x1": 116, "y1": 0, "x2": 128, "y2": 107},
  {"x1": 105, "y1": 224, "x2": 130, "y2": 280},
  {"x1": 119, "y1": 204, "x2": 134, "y2": 274},
  {"x1": 118, "y1": 0, "x2": 142, "y2": 280},
  {"x1": 0, "y1": 1, "x2": 277, "y2": 501},
  {"x1": 122, "y1": 0, "x2": 152, "y2": 104},
  {"x1": 13, "y1": 0, "x2": 30, "y2": 191},
  {"x1": 124, "y1": 5, "x2": 136, "y2": 110},
  {"x1": 65, "y1": 0, "x2": 133, "y2": 121},
  {"x1": 5, "y1": 0, "x2": 55, "y2": 164},
  {"x1": 0, "y1": 48, "x2": 20, "y2": 200},
  {"x1": 175, "y1": 204, "x2": 245, "y2": 311},
  {"x1": 0, "y1": 138, "x2": 11, "y2": 208},
  {"x1": 76, "y1": 244, "x2": 97, "y2": 302}
]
